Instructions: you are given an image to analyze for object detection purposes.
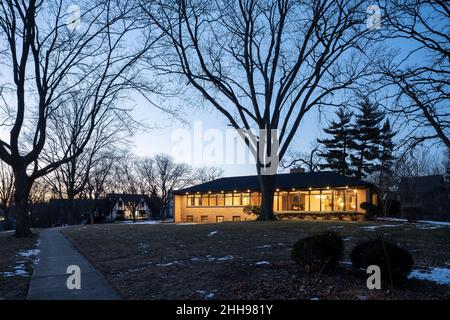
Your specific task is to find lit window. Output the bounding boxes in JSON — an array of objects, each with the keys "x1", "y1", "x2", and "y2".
[
  {"x1": 216, "y1": 216, "x2": 224, "y2": 223},
  {"x1": 232, "y1": 216, "x2": 241, "y2": 222},
  {"x1": 201, "y1": 216, "x2": 208, "y2": 223},
  {"x1": 186, "y1": 215, "x2": 194, "y2": 222}
]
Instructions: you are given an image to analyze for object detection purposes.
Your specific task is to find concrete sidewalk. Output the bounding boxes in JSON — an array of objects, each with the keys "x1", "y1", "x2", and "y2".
[{"x1": 28, "y1": 227, "x2": 120, "y2": 300}]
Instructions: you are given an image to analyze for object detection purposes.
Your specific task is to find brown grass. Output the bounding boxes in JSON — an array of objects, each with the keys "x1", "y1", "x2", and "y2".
[
  {"x1": 63, "y1": 220, "x2": 450, "y2": 300},
  {"x1": 0, "y1": 231, "x2": 39, "y2": 300}
]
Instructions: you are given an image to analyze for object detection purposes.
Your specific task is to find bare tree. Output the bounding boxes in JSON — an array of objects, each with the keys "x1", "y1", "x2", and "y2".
[
  {"x1": 0, "y1": 160, "x2": 14, "y2": 229},
  {"x1": 141, "y1": 0, "x2": 380, "y2": 220},
  {"x1": 137, "y1": 154, "x2": 194, "y2": 220},
  {"x1": 379, "y1": 0, "x2": 449, "y2": 150},
  {"x1": 43, "y1": 96, "x2": 135, "y2": 224},
  {"x1": 195, "y1": 166, "x2": 224, "y2": 183},
  {"x1": 280, "y1": 144, "x2": 322, "y2": 172},
  {"x1": 0, "y1": 0, "x2": 159, "y2": 236},
  {"x1": 114, "y1": 155, "x2": 146, "y2": 222}
]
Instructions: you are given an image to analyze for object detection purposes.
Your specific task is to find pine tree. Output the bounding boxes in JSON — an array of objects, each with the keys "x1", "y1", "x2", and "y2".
[
  {"x1": 317, "y1": 107, "x2": 353, "y2": 176},
  {"x1": 349, "y1": 98, "x2": 384, "y2": 180},
  {"x1": 378, "y1": 119, "x2": 396, "y2": 185}
]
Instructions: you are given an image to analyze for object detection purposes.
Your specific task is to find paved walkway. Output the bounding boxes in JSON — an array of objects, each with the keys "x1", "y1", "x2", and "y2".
[{"x1": 28, "y1": 228, "x2": 120, "y2": 300}]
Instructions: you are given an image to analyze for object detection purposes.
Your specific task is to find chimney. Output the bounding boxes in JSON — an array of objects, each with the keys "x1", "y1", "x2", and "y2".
[{"x1": 290, "y1": 166, "x2": 305, "y2": 174}]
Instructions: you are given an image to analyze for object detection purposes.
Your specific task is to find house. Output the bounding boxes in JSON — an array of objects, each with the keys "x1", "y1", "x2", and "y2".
[
  {"x1": 106, "y1": 193, "x2": 152, "y2": 221},
  {"x1": 399, "y1": 175, "x2": 450, "y2": 221},
  {"x1": 173, "y1": 171, "x2": 377, "y2": 223}
]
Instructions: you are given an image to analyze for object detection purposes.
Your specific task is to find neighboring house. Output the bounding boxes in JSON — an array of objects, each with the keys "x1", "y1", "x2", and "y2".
[
  {"x1": 173, "y1": 171, "x2": 377, "y2": 223},
  {"x1": 399, "y1": 175, "x2": 450, "y2": 221},
  {"x1": 106, "y1": 193, "x2": 152, "y2": 221}
]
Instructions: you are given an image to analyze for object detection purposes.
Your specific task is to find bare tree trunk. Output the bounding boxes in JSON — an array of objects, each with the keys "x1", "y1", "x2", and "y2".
[
  {"x1": 13, "y1": 168, "x2": 32, "y2": 237},
  {"x1": 257, "y1": 174, "x2": 276, "y2": 221}
]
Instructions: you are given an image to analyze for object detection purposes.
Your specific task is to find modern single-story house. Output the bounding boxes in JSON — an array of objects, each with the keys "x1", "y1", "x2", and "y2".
[{"x1": 173, "y1": 171, "x2": 377, "y2": 223}]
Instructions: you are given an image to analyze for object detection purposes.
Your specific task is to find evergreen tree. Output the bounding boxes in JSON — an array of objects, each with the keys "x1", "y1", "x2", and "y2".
[
  {"x1": 378, "y1": 119, "x2": 396, "y2": 185},
  {"x1": 349, "y1": 98, "x2": 384, "y2": 179},
  {"x1": 317, "y1": 107, "x2": 353, "y2": 176}
]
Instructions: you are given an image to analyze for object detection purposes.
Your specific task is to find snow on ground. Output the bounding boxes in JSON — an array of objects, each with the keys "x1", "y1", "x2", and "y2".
[
  {"x1": 156, "y1": 261, "x2": 179, "y2": 267},
  {"x1": 1, "y1": 244, "x2": 40, "y2": 277},
  {"x1": 216, "y1": 255, "x2": 234, "y2": 261},
  {"x1": 116, "y1": 220, "x2": 162, "y2": 225},
  {"x1": 196, "y1": 290, "x2": 217, "y2": 300},
  {"x1": 207, "y1": 230, "x2": 218, "y2": 237},
  {"x1": 417, "y1": 220, "x2": 450, "y2": 227},
  {"x1": 361, "y1": 224, "x2": 400, "y2": 231},
  {"x1": 256, "y1": 244, "x2": 272, "y2": 249},
  {"x1": 408, "y1": 267, "x2": 450, "y2": 286},
  {"x1": 254, "y1": 261, "x2": 270, "y2": 266}
]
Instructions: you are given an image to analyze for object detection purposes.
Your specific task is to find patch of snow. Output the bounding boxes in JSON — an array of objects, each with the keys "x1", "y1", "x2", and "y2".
[
  {"x1": 216, "y1": 255, "x2": 234, "y2": 261},
  {"x1": 310, "y1": 297, "x2": 320, "y2": 300},
  {"x1": 254, "y1": 261, "x2": 270, "y2": 265},
  {"x1": 417, "y1": 220, "x2": 450, "y2": 227},
  {"x1": 207, "y1": 230, "x2": 218, "y2": 237},
  {"x1": 377, "y1": 217, "x2": 407, "y2": 223},
  {"x1": 191, "y1": 257, "x2": 202, "y2": 262},
  {"x1": 408, "y1": 267, "x2": 450, "y2": 286},
  {"x1": 196, "y1": 290, "x2": 217, "y2": 300},
  {"x1": 343, "y1": 237, "x2": 354, "y2": 241},
  {"x1": 156, "y1": 261, "x2": 179, "y2": 267},
  {"x1": 18, "y1": 248, "x2": 40, "y2": 258},
  {"x1": 256, "y1": 244, "x2": 272, "y2": 249},
  {"x1": 361, "y1": 224, "x2": 399, "y2": 231},
  {"x1": 116, "y1": 220, "x2": 161, "y2": 225},
  {"x1": 176, "y1": 222, "x2": 198, "y2": 225}
]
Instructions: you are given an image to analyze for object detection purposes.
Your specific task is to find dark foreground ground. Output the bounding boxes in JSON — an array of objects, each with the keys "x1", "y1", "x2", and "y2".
[
  {"x1": 0, "y1": 231, "x2": 39, "y2": 300},
  {"x1": 63, "y1": 220, "x2": 450, "y2": 300}
]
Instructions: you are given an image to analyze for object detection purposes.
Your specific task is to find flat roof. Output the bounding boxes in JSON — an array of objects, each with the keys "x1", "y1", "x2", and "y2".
[{"x1": 175, "y1": 171, "x2": 372, "y2": 194}]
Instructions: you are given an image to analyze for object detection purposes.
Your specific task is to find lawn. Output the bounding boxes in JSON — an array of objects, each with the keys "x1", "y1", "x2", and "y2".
[
  {"x1": 0, "y1": 231, "x2": 39, "y2": 300},
  {"x1": 63, "y1": 220, "x2": 450, "y2": 300}
]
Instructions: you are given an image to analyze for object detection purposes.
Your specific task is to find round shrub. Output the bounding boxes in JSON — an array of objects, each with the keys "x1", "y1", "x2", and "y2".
[
  {"x1": 350, "y1": 236, "x2": 414, "y2": 285},
  {"x1": 291, "y1": 232, "x2": 344, "y2": 273},
  {"x1": 360, "y1": 202, "x2": 379, "y2": 218}
]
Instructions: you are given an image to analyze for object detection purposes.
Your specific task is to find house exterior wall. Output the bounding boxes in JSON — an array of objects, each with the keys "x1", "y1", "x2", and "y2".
[{"x1": 174, "y1": 187, "x2": 372, "y2": 223}]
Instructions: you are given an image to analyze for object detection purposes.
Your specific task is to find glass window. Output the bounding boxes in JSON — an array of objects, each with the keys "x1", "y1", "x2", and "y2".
[
  {"x1": 216, "y1": 216, "x2": 224, "y2": 223},
  {"x1": 233, "y1": 193, "x2": 242, "y2": 206},
  {"x1": 201, "y1": 216, "x2": 208, "y2": 223},
  {"x1": 217, "y1": 193, "x2": 225, "y2": 206},
  {"x1": 225, "y1": 193, "x2": 233, "y2": 206},
  {"x1": 310, "y1": 190, "x2": 321, "y2": 211},
  {"x1": 232, "y1": 216, "x2": 241, "y2": 222},
  {"x1": 194, "y1": 195, "x2": 202, "y2": 206},
  {"x1": 209, "y1": 194, "x2": 217, "y2": 206},
  {"x1": 187, "y1": 195, "x2": 195, "y2": 206},
  {"x1": 279, "y1": 192, "x2": 289, "y2": 211},
  {"x1": 334, "y1": 190, "x2": 345, "y2": 211},
  {"x1": 250, "y1": 193, "x2": 260, "y2": 205},
  {"x1": 242, "y1": 193, "x2": 250, "y2": 206},
  {"x1": 356, "y1": 189, "x2": 367, "y2": 212},
  {"x1": 321, "y1": 190, "x2": 333, "y2": 211},
  {"x1": 186, "y1": 215, "x2": 194, "y2": 222},
  {"x1": 345, "y1": 190, "x2": 357, "y2": 211},
  {"x1": 201, "y1": 194, "x2": 209, "y2": 206}
]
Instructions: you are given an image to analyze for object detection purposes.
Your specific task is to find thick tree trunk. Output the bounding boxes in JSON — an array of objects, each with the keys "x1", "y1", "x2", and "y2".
[
  {"x1": 67, "y1": 197, "x2": 75, "y2": 225},
  {"x1": 13, "y1": 168, "x2": 32, "y2": 237},
  {"x1": 257, "y1": 174, "x2": 277, "y2": 221}
]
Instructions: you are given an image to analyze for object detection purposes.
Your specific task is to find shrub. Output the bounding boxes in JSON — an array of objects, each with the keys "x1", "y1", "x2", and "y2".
[
  {"x1": 243, "y1": 205, "x2": 260, "y2": 216},
  {"x1": 350, "y1": 236, "x2": 414, "y2": 286},
  {"x1": 291, "y1": 232, "x2": 344, "y2": 273},
  {"x1": 360, "y1": 202, "x2": 379, "y2": 218}
]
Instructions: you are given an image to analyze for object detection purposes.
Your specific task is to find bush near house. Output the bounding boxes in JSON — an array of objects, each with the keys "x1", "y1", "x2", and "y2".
[
  {"x1": 243, "y1": 205, "x2": 260, "y2": 217},
  {"x1": 350, "y1": 236, "x2": 414, "y2": 286},
  {"x1": 360, "y1": 202, "x2": 379, "y2": 218},
  {"x1": 291, "y1": 232, "x2": 344, "y2": 273}
]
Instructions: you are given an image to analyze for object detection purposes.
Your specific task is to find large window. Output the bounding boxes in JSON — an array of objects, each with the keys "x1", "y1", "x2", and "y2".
[
  {"x1": 345, "y1": 190, "x2": 357, "y2": 211},
  {"x1": 310, "y1": 191, "x2": 321, "y2": 211},
  {"x1": 321, "y1": 190, "x2": 333, "y2": 211},
  {"x1": 334, "y1": 190, "x2": 345, "y2": 211}
]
